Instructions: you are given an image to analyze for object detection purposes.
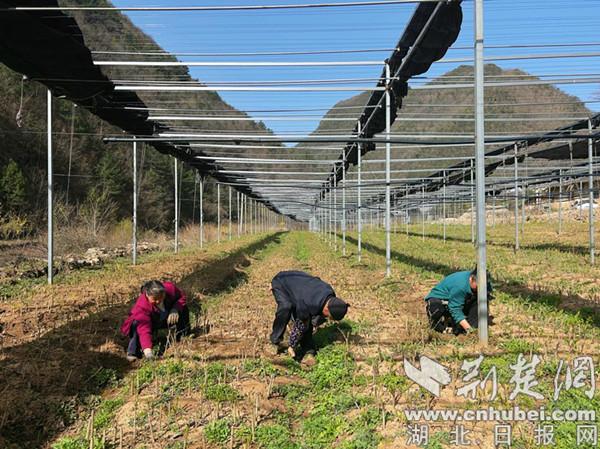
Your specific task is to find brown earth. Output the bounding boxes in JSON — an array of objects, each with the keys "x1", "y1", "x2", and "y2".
[{"x1": 0, "y1": 232, "x2": 283, "y2": 449}]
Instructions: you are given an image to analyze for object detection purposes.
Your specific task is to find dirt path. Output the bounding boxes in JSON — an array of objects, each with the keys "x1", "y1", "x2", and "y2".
[
  {"x1": 10, "y1": 230, "x2": 600, "y2": 449},
  {"x1": 49, "y1": 231, "x2": 432, "y2": 449}
]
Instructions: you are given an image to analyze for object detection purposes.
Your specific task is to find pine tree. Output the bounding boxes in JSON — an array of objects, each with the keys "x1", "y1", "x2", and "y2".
[{"x1": 0, "y1": 159, "x2": 27, "y2": 213}]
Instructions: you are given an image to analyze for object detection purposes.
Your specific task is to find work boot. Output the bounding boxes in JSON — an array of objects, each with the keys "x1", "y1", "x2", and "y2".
[
  {"x1": 267, "y1": 342, "x2": 287, "y2": 356},
  {"x1": 302, "y1": 352, "x2": 317, "y2": 367}
]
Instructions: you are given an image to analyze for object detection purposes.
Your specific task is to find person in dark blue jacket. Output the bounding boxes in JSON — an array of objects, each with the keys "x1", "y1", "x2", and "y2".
[
  {"x1": 424, "y1": 269, "x2": 493, "y2": 335},
  {"x1": 269, "y1": 270, "x2": 349, "y2": 360}
]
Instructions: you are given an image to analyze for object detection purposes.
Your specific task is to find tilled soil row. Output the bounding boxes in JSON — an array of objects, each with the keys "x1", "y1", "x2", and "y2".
[{"x1": 0, "y1": 232, "x2": 282, "y2": 449}]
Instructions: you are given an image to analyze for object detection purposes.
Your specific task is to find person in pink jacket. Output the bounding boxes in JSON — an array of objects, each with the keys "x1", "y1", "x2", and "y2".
[{"x1": 121, "y1": 280, "x2": 190, "y2": 361}]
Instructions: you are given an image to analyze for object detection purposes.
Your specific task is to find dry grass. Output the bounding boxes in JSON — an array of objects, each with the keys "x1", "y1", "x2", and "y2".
[{"x1": 2, "y1": 222, "x2": 599, "y2": 449}]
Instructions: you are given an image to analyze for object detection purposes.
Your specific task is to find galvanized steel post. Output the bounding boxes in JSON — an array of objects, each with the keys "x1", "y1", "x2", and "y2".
[
  {"x1": 357, "y1": 121, "x2": 363, "y2": 263},
  {"x1": 174, "y1": 158, "x2": 179, "y2": 253},
  {"x1": 514, "y1": 144, "x2": 520, "y2": 251},
  {"x1": 474, "y1": 0, "x2": 489, "y2": 344},
  {"x1": 443, "y1": 170, "x2": 447, "y2": 242},
  {"x1": 589, "y1": 119, "x2": 595, "y2": 265},
  {"x1": 200, "y1": 177, "x2": 204, "y2": 248},
  {"x1": 385, "y1": 62, "x2": 392, "y2": 277},
  {"x1": 470, "y1": 159, "x2": 475, "y2": 244},
  {"x1": 132, "y1": 137, "x2": 138, "y2": 265},
  {"x1": 558, "y1": 169, "x2": 563, "y2": 234},
  {"x1": 217, "y1": 183, "x2": 221, "y2": 243},
  {"x1": 342, "y1": 151, "x2": 347, "y2": 256},
  {"x1": 47, "y1": 89, "x2": 54, "y2": 284},
  {"x1": 334, "y1": 172, "x2": 338, "y2": 252},
  {"x1": 228, "y1": 186, "x2": 232, "y2": 240}
]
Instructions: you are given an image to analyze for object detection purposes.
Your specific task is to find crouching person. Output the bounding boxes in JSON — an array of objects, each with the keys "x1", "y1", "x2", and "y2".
[
  {"x1": 424, "y1": 269, "x2": 493, "y2": 335},
  {"x1": 121, "y1": 280, "x2": 190, "y2": 361},
  {"x1": 270, "y1": 270, "x2": 349, "y2": 361}
]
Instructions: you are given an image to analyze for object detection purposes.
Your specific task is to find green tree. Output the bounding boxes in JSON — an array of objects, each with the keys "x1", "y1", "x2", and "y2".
[
  {"x1": 97, "y1": 151, "x2": 127, "y2": 200},
  {"x1": 138, "y1": 152, "x2": 175, "y2": 231},
  {"x1": 0, "y1": 159, "x2": 27, "y2": 213}
]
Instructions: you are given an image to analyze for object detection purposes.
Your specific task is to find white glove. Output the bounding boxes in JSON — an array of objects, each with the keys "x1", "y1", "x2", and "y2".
[
  {"x1": 167, "y1": 309, "x2": 180, "y2": 326},
  {"x1": 143, "y1": 348, "x2": 154, "y2": 359}
]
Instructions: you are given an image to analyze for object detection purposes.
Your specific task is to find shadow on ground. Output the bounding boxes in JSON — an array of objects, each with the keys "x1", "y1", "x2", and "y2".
[
  {"x1": 344, "y1": 235, "x2": 600, "y2": 328},
  {"x1": 403, "y1": 230, "x2": 591, "y2": 256},
  {"x1": 313, "y1": 320, "x2": 364, "y2": 350},
  {"x1": 0, "y1": 232, "x2": 283, "y2": 449}
]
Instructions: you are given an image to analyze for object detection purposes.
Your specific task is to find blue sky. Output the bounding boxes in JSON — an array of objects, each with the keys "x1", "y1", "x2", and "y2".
[{"x1": 111, "y1": 0, "x2": 600, "y2": 136}]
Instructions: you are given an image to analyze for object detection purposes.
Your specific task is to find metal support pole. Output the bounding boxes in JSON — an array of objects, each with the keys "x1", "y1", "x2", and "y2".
[
  {"x1": 443, "y1": 170, "x2": 447, "y2": 242},
  {"x1": 132, "y1": 137, "x2": 138, "y2": 265},
  {"x1": 522, "y1": 147, "x2": 527, "y2": 229},
  {"x1": 47, "y1": 90, "x2": 54, "y2": 284},
  {"x1": 200, "y1": 177, "x2": 204, "y2": 248},
  {"x1": 328, "y1": 188, "x2": 332, "y2": 245},
  {"x1": 174, "y1": 158, "x2": 179, "y2": 253},
  {"x1": 217, "y1": 183, "x2": 221, "y2": 243},
  {"x1": 492, "y1": 184, "x2": 496, "y2": 228},
  {"x1": 588, "y1": 119, "x2": 595, "y2": 265},
  {"x1": 323, "y1": 204, "x2": 326, "y2": 238},
  {"x1": 405, "y1": 186, "x2": 409, "y2": 236},
  {"x1": 334, "y1": 174, "x2": 338, "y2": 251},
  {"x1": 547, "y1": 187, "x2": 551, "y2": 222},
  {"x1": 421, "y1": 184, "x2": 425, "y2": 241},
  {"x1": 470, "y1": 159, "x2": 475, "y2": 244},
  {"x1": 342, "y1": 152, "x2": 347, "y2": 256},
  {"x1": 385, "y1": 62, "x2": 392, "y2": 277},
  {"x1": 579, "y1": 179, "x2": 583, "y2": 220},
  {"x1": 237, "y1": 191, "x2": 241, "y2": 237},
  {"x1": 228, "y1": 186, "x2": 232, "y2": 240},
  {"x1": 558, "y1": 169, "x2": 563, "y2": 234},
  {"x1": 514, "y1": 144, "x2": 520, "y2": 251},
  {"x1": 474, "y1": 0, "x2": 489, "y2": 344},
  {"x1": 356, "y1": 120, "x2": 362, "y2": 263},
  {"x1": 243, "y1": 194, "x2": 247, "y2": 235}
]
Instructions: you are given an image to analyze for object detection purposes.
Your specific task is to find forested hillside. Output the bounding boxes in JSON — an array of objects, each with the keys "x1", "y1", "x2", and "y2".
[
  {"x1": 0, "y1": 0, "x2": 279, "y2": 240},
  {"x1": 305, "y1": 64, "x2": 591, "y2": 176},
  {"x1": 0, "y1": 1, "x2": 591, "y2": 241}
]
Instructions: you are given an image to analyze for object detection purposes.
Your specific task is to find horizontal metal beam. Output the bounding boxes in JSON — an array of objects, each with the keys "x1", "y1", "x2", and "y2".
[
  {"x1": 151, "y1": 115, "x2": 588, "y2": 122},
  {"x1": 150, "y1": 116, "x2": 358, "y2": 121},
  {"x1": 104, "y1": 132, "x2": 599, "y2": 145},
  {"x1": 99, "y1": 61, "x2": 383, "y2": 67},
  {"x1": 411, "y1": 78, "x2": 600, "y2": 90},
  {"x1": 438, "y1": 51, "x2": 600, "y2": 64},
  {"x1": 118, "y1": 85, "x2": 385, "y2": 92},
  {"x1": 194, "y1": 156, "x2": 339, "y2": 164},
  {"x1": 8, "y1": 1, "x2": 437, "y2": 12}
]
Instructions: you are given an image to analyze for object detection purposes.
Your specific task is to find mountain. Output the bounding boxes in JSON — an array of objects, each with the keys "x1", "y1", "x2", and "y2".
[
  {"x1": 0, "y1": 0, "x2": 282, "y2": 234},
  {"x1": 305, "y1": 64, "x2": 591, "y2": 177}
]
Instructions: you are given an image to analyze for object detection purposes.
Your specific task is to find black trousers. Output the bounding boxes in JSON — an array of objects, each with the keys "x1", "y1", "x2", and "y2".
[
  {"x1": 426, "y1": 298, "x2": 480, "y2": 335},
  {"x1": 270, "y1": 281, "x2": 316, "y2": 351},
  {"x1": 127, "y1": 306, "x2": 190, "y2": 356}
]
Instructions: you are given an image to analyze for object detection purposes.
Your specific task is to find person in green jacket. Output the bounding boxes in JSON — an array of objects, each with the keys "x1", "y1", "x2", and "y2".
[{"x1": 424, "y1": 269, "x2": 493, "y2": 335}]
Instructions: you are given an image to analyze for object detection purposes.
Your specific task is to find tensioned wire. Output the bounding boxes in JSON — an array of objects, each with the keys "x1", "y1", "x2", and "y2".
[
  {"x1": 8, "y1": 1, "x2": 442, "y2": 11},
  {"x1": 107, "y1": 99, "x2": 600, "y2": 113},
  {"x1": 89, "y1": 42, "x2": 600, "y2": 57},
  {"x1": 48, "y1": 1, "x2": 600, "y2": 215}
]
